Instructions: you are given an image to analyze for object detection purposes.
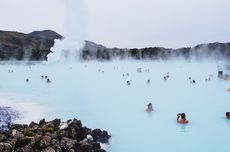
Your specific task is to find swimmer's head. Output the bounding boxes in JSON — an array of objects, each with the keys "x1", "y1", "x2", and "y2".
[
  {"x1": 226, "y1": 112, "x2": 230, "y2": 118},
  {"x1": 180, "y1": 113, "x2": 186, "y2": 119},
  {"x1": 147, "y1": 103, "x2": 152, "y2": 109}
]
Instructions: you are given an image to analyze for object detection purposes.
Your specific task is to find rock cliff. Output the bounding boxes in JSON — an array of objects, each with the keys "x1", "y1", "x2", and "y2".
[
  {"x1": 0, "y1": 30, "x2": 63, "y2": 61},
  {"x1": 81, "y1": 41, "x2": 230, "y2": 61},
  {"x1": 1, "y1": 30, "x2": 230, "y2": 61}
]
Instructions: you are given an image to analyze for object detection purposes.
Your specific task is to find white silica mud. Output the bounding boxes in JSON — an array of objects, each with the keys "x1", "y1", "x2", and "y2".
[
  {"x1": 0, "y1": 97, "x2": 45, "y2": 125},
  {"x1": 0, "y1": 60, "x2": 230, "y2": 152}
]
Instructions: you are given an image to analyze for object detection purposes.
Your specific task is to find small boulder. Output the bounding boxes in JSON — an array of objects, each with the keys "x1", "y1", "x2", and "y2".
[
  {"x1": 41, "y1": 146, "x2": 56, "y2": 152},
  {"x1": 0, "y1": 143, "x2": 13, "y2": 152},
  {"x1": 15, "y1": 137, "x2": 32, "y2": 149},
  {"x1": 51, "y1": 139, "x2": 61, "y2": 151},
  {"x1": 17, "y1": 145, "x2": 33, "y2": 152},
  {"x1": 39, "y1": 135, "x2": 51, "y2": 148},
  {"x1": 0, "y1": 133, "x2": 7, "y2": 142},
  {"x1": 60, "y1": 137, "x2": 76, "y2": 150},
  {"x1": 3, "y1": 143, "x2": 13, "y2": 152},
  {"x1": 80, "y1": 141, "x2": 93, "y2": 151},
  {"x1": 29, "y1": 121, "x2": 39, "y2": 130}
]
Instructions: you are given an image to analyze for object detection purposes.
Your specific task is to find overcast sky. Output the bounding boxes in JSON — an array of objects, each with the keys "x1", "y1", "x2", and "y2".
[{"x1": 0, "y1": 0, "x2": 230, "y2": 48}]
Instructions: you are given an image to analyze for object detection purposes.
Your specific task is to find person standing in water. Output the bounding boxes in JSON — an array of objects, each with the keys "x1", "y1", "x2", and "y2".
[
  {"x1": 146, "y1": 103, "x2": 153, "y2": 112},
  {"x1": 177, "y1": 113, "x2": 189, "y2": 124}
]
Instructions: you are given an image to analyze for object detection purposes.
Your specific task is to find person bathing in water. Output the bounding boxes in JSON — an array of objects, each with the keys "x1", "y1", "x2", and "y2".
[
  {"x1": 226, "y1": 112, "x2": 230, "y2": 119},
  {"x1": 146, "y1": 103, "x2": 153, "y2": 112},
  {"x1": 177, "y1": 113, "x2": 189, "y2": 124}
]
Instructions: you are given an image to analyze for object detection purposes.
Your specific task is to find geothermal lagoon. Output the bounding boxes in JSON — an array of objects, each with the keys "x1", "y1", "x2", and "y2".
[{"x1": 1, "y1": 60, "x2": 230, "y2": 152}]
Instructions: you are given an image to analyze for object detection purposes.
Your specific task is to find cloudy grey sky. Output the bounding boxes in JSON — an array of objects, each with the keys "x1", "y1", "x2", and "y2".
[{"x1": 0, "y1": 0, "x2": 230, "y2": 48}]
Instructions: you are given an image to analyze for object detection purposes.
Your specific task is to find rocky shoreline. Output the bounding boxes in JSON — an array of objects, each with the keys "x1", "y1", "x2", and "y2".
[{"x1": 0, "y1": 118, "x2": 111, "y2": 152}]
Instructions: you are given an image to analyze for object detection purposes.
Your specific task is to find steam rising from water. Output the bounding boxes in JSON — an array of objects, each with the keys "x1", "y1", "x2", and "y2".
[
  {"x1": 49, "y1": 39, "x2": 85, "y2": 63},
  {"x1": 48, "y1": 0, "x2": 88, "y2": 63}
]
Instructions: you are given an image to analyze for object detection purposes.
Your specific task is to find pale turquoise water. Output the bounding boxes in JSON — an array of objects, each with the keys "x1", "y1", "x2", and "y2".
[{"x1": 1, "y1": 61, "x2": 230, "y2": 152}]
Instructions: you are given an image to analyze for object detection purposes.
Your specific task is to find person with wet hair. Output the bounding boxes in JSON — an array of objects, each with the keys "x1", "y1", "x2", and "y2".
[
  {"x1": 226, "y1": 112, "x2": 230, "y2": 119},
  {"x1": 166, "y1": 72, "x2": 170, "y2": 78},
  {"x1": 147, "y1": 79, "x2": 150, "y2": 84},
  {"x1": 177, "y1": 113, "x2": 189, "y2": 124},
  {"x1": 146, "y1": 103, "x2": 153, "y2": 112},
  {"x1": 47, "y1": 78, "x2": 51, "y2": 83}
]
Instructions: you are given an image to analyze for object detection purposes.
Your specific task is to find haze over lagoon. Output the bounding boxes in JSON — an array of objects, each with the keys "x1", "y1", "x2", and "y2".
[
  {"x1": 1, "y1": 0, "x2": 230, "y2": 48},
  {"x1": 1, "y1": 0, "x2": 230, "y2": 152}
]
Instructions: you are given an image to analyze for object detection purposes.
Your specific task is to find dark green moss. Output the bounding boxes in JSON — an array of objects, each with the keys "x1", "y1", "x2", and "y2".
[
  {"x1": 24, "y1": 130, "x2": 36, "y2": 137},
  {"x1": 15, "y1": 137, "x2": 31, "y2": 149},
  {"x1": 42, "y1": 125, "x2": 54, "y2": 133}
]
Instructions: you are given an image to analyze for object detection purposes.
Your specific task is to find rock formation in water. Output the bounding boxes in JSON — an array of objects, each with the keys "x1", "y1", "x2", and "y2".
[
  {"x1": 0, "y1": 118, "x2": 111, "y2": 152},
  {"x1": 0, "y1": 30, "x2": 63, "y2": 61},
  {"x1": 80, "y1": 41, "x2": 230, "y2": 61}
]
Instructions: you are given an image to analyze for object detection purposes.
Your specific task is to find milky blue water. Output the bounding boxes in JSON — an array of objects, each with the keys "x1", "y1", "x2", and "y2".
[{"x1": 1, "y1": 60, "x2": 230, "y2": 152}]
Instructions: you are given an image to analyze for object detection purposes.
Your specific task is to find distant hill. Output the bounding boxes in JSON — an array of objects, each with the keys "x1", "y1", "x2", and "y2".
[
  {"x1": 0, "y1": 30, "x2": 63, "y2": 60},
  {"x1": 0, "y1": 30, "x2": 230, "y2": 61},
  {"x1": 81, "y1": 41, "x2": 230, "y2": 61}
]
